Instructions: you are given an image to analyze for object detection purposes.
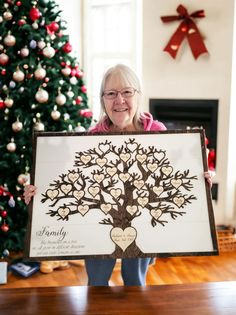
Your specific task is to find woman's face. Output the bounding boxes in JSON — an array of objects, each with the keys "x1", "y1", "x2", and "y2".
[{"x1": 103, "y1": 74, "x2": 138, "y2": 131}]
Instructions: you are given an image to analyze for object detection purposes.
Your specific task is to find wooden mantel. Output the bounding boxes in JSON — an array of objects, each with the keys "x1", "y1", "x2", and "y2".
[{"x1": 0, "y1": 281, "x2": 236, "y2": 314}]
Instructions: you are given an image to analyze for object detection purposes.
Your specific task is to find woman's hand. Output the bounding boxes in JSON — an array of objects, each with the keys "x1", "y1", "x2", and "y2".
[
  {"x1": 23, "y1": 185, "x2": 37, "y2": 205},
  {"x1": 204, "y1": 170, "x2": 215, "y2": 188}
]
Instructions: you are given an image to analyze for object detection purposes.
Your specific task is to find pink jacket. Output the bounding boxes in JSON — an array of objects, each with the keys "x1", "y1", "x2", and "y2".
[{"x1": 89, "y1": 112, "x2": 167, "y2": 133}]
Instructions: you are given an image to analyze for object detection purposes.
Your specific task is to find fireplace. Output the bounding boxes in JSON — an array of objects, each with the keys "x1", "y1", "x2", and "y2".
[{"x1": 149, "y1": 98, "x2": 218, "y2": 200}]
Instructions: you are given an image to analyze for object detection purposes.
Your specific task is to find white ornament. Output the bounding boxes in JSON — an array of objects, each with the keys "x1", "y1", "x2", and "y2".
[
  {"x1": 43, "y1": 45, "x2": 55, "y2": 58},
  {"x1": 12, "y1": 119, "x2": 23, "y2": 132},
  {"x1": 34, "y1": 67, "x2": 46, "y2": 80},
  {"x1": 17, "y1": 173, "x2": 30, "y2": 186},
  {"x1": 56, "y1": 93, "x2": 66, "y2": 106},
  {"x1": 67, "y1": 90, "x2": 74, "y2": 98},
  {"x1": 51, "y1": 109, "x2": 61, "y2": 120},
  {"x1": 35, "y1": 89, "x2": 49, "y2": 103},
  {"x1": 32, "y1": 22, "x2": 38, "y2": 29},
  {"x1": 20, "y1": 47, "x2": 29, "y2": 57},
  {"x1": 34, "y1": 121, "x2": 45, "y2": 131},
  {"x1": 6, "y1": 141, "x2": 16, "y2": 152},
  {"x1": 70, "y1": 77, "x2": 78, "y2": 85},
  {"x1": 38, "y1": 40, "x2": 46, "y2": 49},
  {"x1": 13, "y1": 69, "x2": 25, "y2": 82}
]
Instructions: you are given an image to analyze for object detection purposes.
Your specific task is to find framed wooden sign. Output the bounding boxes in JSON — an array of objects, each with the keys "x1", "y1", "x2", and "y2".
[{"x1": 24, "y1": 130, "x2": 218, "y2": 260}]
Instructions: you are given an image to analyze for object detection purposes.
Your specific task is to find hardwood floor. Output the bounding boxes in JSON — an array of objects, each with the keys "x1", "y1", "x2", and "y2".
[{"x1": 1, "y1": 252, "x2": 236, "y2": 288}]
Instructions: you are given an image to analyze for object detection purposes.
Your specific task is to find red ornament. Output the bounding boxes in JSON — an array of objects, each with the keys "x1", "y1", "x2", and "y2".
[
  {"x1": 161, "y1": 5, "x2": 208, "y2": 59},
  {"x1": 1, "y1": 69, "x2": 6, "y2": 75},
  {"x1": 76, "y1": 70, "x2": 83, "y2": 78},
  {"x1": 70, "y1": 68, "x2": 77, "y2": 76},
  {"x1": 81, "y1": 85, "x2": 87, "y2": 93},
  {"x1": 1, "y1": 210, "x2": 7, "y2": 218},
  {"x1": 80, "y1": 109, "x2": 93, "y2": 118},
  {"x1": 16, "y1": 1, "x2": 22, "y2": 6},
  {"x1": 76, "y1": 96, "x2": 83, "y2": 105},
  {"x1": 29, "y1": 7, "x2": 41, "y2": 21},
  {"x1": 18, "y1": 19, "x2": 26, "y2": 26},
  {"x1": 62, "y1": 42, "x2": 72, "y2": 53},
  {"x1": 0, "y1": 53, "x2": 9, "y2": 66},
  {"x1": 46, "y1": 21, "x2": 59, "y2": 34},
  {"x1": 0, "y1": 100, "x2": 5, "y2": 109},
  {"x1": 1, "y1": 223, "x2": 9, "y2": 233}
]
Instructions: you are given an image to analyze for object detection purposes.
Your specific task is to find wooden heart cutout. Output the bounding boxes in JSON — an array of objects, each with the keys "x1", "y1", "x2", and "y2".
[
  {"x1": 80, "y1": 155, "x2": 91, "y2": 165},
  {"x1": 58, "y1": 207, "x2": 70, "y2": 219},
  {"x1": 153, "y1": 186, "x2": 164, "y2": 196},
  {"x1": 137, "y1": 197, "x2": 149, "y2": 208},
  {"x1": 136, "y1": 153, "x2": 147, "y2": 164},
  {"x1": 147, "y1": 163, "x2": 158, "y2": 172},
  {"x1": 94, "y1": 174, "x2": 104, "y2": 183},
  {"x1": 46, "y1": 189, "x2": 59, "y2": 200},
  {"x1": 119, "y1": 173, "x2": 130, "y2": 183},
  {"x1": 110, "y1": 227, "x2": 137, "y2": 251},
  {"x1": 68, "y1": 172, "x2": 79, "y2": 182},
  {"x1": 96, "y1": 157, "x2": 107, "y2": 167},
  {"x1": 73, "y1": 190, "x2": 84, "y2": 200},
  {"x1": 161, "y1": 166, "x2": 173, "y2": 176},
  {"x1": 88, "y1": 186, "x2": 100, "y2": 197},
  {"x1": 120, "y1": 153, "x2": 131, "y2": 162},
  {"x1": 150, "y1": 209, "x2": 162, "y2": 220},
  {"x1": 61, "y1": 184, "x2": 72, "y2": 194},
  {"x1": 171, "y1": 179, "x2": 182, "y2": 189},
  {"x1": 126, "y1": 205, "x2": 138, "y2": 215},
  {"x1": 173, "y1": 197, "x2": 185, "y2": 208},
  {"x1": 110, "y1": 188, "x2": 122, "y2": 199},
  {"x1": 101, "y1": 203, "x2": 112, "y2": 214},
  {"x1": 133, "y1": 180, "x2": 145, "y2": 190},
  {"x1": 106, "y1": 167, "x2": 117, "y2": 177},
  {"x1": 78, "y1": 205, "x2": 89, "y2": 216}
]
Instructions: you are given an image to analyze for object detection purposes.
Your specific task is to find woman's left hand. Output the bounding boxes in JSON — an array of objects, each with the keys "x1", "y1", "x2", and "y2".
[{"x1": 204, "y1": 170, "x2": 215, "y2": 188}]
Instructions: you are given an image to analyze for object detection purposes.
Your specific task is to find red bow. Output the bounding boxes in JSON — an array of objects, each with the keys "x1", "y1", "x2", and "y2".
[{"x1": 161, "y1": 4, "x2": 208, "y2": 59}]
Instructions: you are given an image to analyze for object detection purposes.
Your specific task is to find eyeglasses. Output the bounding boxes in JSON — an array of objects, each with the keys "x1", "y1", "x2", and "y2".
[{"x1": 102, "y1": 87, "x2": 137, "y2": 100}]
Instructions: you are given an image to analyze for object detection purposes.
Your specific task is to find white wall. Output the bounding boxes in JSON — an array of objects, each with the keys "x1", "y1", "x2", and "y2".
[
  {"x1": 56, "y1": 0, "x2": 82, "y2": 62},
  {"x1": 142, "y1": 0, "x2": 236, "y2": 224}
]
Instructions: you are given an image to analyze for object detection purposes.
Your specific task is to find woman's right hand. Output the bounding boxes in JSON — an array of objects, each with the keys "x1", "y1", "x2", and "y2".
[{"x1": 23, "y1": 185, "x2": 37, "y2": 205}]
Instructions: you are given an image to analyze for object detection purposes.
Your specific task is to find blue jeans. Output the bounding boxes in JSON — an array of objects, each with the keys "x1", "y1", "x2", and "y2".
[{"x1": 85, "y1": 258, "x2": 152, "y2": 286}]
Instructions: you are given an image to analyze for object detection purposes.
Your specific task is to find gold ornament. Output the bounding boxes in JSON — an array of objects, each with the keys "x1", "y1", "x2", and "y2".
[
  {"x1": 51, "y1": 107, "x2": 61, "y2": 120},
  {"x1": 3, "y1": 11, "x2": 13, "y2": 21},
  {"x1": 43, "y1": 45, "x2": 55, "y2": 58},
  {"x1": 56, "y1": 92, "x2": 66, "y2": 106},
  {"x1": 35, "y1": 88, "x2": 49, "y2": 103},
  {"x1": 13, "y1": 68, "x2": 25, "y2": 82},
  {"x1": 4, "y1": 97, "x2": 14, "y2": 108},
  {"x1": 61, "y1": 67, "x2": 71, "y2": 76},
  {"x1": 34, "y1": 120, "x2": 45, "y2": 131},
  {"x1": 3, "y1": 33, "x2": 16, "y2": 47},
  {"x1": 34, "y1": 67, "x2": 46, "y2": 80}
]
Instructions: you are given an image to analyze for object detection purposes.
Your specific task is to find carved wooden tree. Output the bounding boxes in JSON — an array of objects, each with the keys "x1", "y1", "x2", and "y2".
[{"x1": 41, "y1": 138, "x2": 197, "y2": 257}]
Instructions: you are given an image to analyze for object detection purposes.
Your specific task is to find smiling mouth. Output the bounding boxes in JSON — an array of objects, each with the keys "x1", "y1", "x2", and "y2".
[{"x1": 114, "y1": 108, "x2": 128, "y2": 112}]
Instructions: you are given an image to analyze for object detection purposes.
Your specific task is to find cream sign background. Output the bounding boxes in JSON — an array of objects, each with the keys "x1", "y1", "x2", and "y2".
[{"x1": 25, "y1": 130, "x2": 218, "y2": 260}]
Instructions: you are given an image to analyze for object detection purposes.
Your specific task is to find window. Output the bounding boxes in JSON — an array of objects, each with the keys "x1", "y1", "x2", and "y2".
[{"x1": 83, "y1": 0, "x2": 142, "y2": 121}]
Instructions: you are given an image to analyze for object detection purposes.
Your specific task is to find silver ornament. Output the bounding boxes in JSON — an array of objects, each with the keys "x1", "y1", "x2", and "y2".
[
  {"x1": 56, "y1": 93, "x2": 66, "y2": 106},
  {"x1": 13, "y1": 69, "x2": 25, "y2": 82},
  {"x1": 43, "y1": 46, "x2": 55, "y2": 58},
  {"x1": 51, "y1": 109, "x2": 61, "y2": 120},
  {"x1": 6, "y1": 141, "x2": 16, "y2": 152},
  {"x1": 3, "y1": 33, "x2": 16, "y2": 47},
  {"x1": 34, "y1": 67, "x2": 46, "y2": 80}
]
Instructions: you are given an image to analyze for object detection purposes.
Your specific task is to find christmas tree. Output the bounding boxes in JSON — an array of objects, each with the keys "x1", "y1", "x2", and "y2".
[{"x1": 0, "y1": 0, "x2": 93, "y2": 256}]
